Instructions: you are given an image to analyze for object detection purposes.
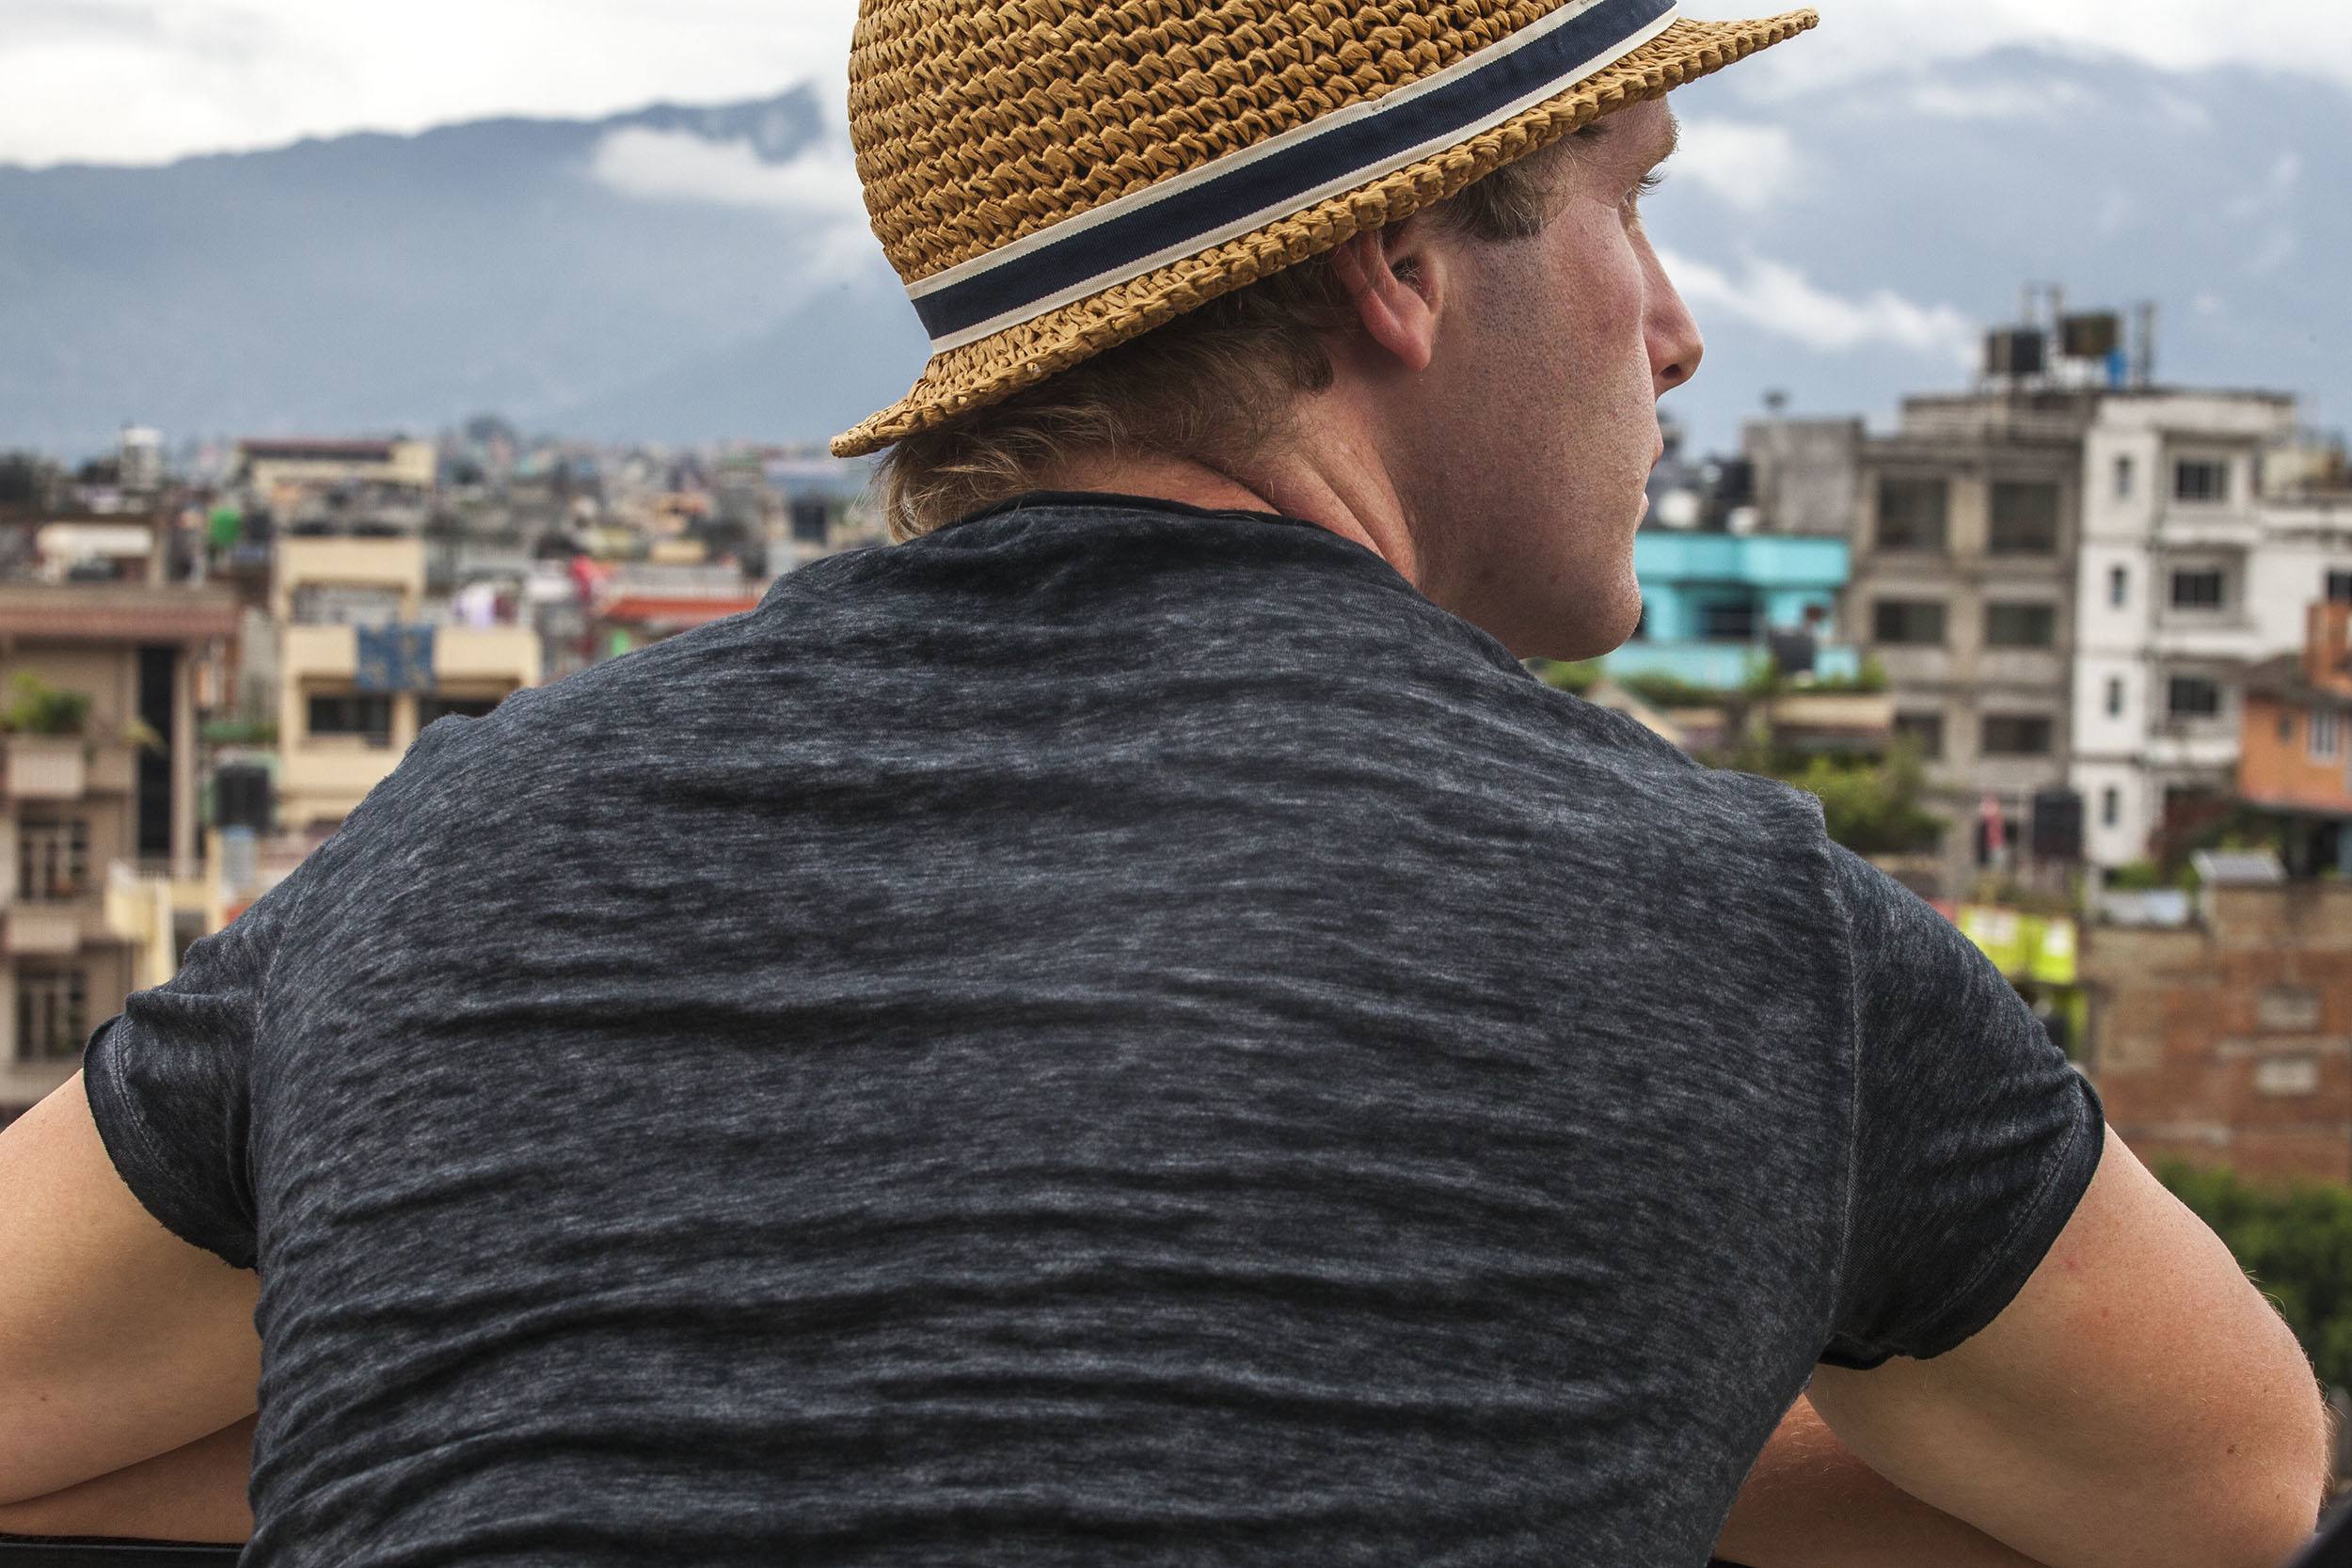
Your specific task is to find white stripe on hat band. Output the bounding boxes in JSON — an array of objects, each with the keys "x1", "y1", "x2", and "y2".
[{"x1": 903, "y1": 0, "x2": 1680, "y2": 355}]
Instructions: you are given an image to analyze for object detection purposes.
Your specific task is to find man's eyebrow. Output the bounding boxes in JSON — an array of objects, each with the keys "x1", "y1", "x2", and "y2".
[
  {"x1": 1572, "y1": 110, "x2": 1679, "y2": 168},
  {"x1": 1649, "y1": 112, "x2": 1681, "y2": 169}
]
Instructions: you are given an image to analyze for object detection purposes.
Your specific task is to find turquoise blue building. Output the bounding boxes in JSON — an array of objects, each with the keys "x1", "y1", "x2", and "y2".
[{"x1": 1604, "y1": 531, "x2": 1859, "y2": 689}]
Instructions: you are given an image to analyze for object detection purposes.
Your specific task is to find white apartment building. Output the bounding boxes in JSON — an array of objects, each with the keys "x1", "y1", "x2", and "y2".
[{"x1": 2072, "y1": 393, "x2": 2352, "y2": 868}]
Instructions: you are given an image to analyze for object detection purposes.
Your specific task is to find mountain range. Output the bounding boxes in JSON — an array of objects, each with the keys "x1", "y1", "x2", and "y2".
[{"x1": 1, "y1": 44, "x2": 2345, "y2": 462}]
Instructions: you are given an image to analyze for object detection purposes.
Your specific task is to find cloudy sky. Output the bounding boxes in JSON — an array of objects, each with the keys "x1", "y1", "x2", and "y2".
[{"x1": 5, "y1": 0, "x2": 2351, "y2": 168}]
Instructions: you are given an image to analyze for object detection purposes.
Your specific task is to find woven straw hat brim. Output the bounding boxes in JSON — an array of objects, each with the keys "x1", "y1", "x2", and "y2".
[{"x1": 832, "y1": 9, "x2": 1817, "y2": 460}]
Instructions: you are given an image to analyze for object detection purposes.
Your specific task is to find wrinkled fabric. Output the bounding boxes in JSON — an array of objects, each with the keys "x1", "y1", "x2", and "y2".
[{"x1": 86, "y1": 492, "x2": 2100, "y2": 1567}]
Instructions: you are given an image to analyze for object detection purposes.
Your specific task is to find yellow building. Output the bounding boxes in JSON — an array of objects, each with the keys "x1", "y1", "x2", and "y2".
[
  {"x1": 275, "y1": 534, "x2": 540, "y2": 832},
  {"x1": 0, "y1": 580, "x2": 242, "y2": 1122}
]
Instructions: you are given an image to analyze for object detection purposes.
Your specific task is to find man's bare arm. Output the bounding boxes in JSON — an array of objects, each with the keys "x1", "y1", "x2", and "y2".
[
  {"x1": 1715, "y1": 1394, "x2": 2052, "y2": 1568},
  {"x1": 0, "y1": 1418, "x2": 252, "y2": 1544},
  {"x1": 0, "y1": 1073, "x2": 262, "y2": 1505},
  {"x1": 1807, "y1": 1130, "x2": 2330, "y2": 1568}
]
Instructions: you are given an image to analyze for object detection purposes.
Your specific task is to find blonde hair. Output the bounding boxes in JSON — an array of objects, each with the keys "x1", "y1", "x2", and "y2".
[{"x1": 871, "y1": 137, "x2": 1577, "y2": 544}]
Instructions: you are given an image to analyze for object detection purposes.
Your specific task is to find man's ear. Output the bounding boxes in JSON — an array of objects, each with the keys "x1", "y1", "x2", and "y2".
[{"x1": 1327, "y1": 222, "x2": 1439, "y2": 374}]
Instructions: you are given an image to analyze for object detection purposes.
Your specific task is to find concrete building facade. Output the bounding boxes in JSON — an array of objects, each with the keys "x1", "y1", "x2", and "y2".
[
  {"x1": 2074, "y1": 395, "x2": 2352, "y2": 868},
  {"x1": 0, "y1": 579, "x2": 241, "y2": 1122},
  {"x1": 1749, "y1": 394, "x2": 2087, "y2": 893},
  {"x1": 275, "y1": 533, "x2": 540, "y2": 832}
]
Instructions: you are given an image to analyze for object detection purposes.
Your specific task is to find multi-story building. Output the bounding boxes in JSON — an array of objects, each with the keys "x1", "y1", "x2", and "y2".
[
  {"x1": 1752, "y1": 341, "x2": 2352, "y2": 893},
  {"x1": 0, "y1": 572, "x2": 241, "y2": 1123},
  {"x1": 275, "y1": 532, "x2": 540, "y2": 832},
  {"x1": 2236, "y1": 601, "x2": 2352, "y2": 879},
  {"x1": 2074, "y1": 399, "x2": 2352, "y2": 867},
  {"x1": 1748, "y1": 392, "x2": 2087, "y2": 892}
]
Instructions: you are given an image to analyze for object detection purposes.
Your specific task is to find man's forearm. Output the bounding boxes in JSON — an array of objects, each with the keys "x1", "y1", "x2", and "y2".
[
  {"x1": 0, "y1": 1415, "x2": 252, "y2": 1544},
  {"x1": 1716, "y1": 1393, "x2": 2051, "y2": 1568}
]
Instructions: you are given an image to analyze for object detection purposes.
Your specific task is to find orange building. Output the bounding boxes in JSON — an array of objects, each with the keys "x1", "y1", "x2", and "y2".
[{"x1": 2237, "y1": 602, "x2": 2352, "y2": 879}]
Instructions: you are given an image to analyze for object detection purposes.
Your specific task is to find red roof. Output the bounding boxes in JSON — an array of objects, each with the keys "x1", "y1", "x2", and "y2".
[{"x1": 598, "y1": 594, "x2": 761, "y2": 629}]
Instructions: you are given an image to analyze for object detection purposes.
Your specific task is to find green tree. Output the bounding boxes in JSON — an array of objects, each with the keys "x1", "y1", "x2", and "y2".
[
  {"x1": 1776, "y1": 740, "x2": 1946, "y2": 856},
  {"x1": 0, "y1": 671, "x2": 91, "y2": 736}
]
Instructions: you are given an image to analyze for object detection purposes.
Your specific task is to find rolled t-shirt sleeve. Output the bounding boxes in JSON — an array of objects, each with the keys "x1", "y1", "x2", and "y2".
[
  {"x1": 82, "y1": 847, "x2": 322, "y2": 1272},
  {"x1": 1818, "y1": 842, "x2": 2106, "y2": 1370}
]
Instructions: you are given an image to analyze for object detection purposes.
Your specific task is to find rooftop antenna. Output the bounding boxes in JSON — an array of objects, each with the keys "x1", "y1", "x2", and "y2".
[{"x1": 2131, "y1": 301, "x2": 2158, "y2": 388}]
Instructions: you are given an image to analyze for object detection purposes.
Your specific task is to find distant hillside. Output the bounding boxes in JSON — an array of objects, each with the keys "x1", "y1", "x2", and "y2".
[{"x1": 1, "y1": 47, "x2": 2345, "y2": 461}]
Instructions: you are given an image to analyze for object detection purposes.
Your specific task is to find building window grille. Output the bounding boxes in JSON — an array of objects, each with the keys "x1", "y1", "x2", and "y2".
[
  {"x1": 17, "y1": 818, "x2": 89, "y2": 902},
  {"x1": 2314, "y1": 707, "x2": 2345, "y2": 760},
  {"x1": 2167, "y1": 676, "x2": 2222, "y2": 720},
  {"x1": 309, "y1": 693, "x2": 394, "y2": 746},
  {"x1": 2115, "y1": 455, "x2": 2135, "y2": 500},
  {"x1": 1989, "y1": 482, "x2": 2060, "y2": 554},
  {"x1": 1872, "y1": 600, "x2": 1947, "y2": 646},
  {"x1": 1875, "y1": 478, "x2": 1948, "y2": 552},
  {"x1": 15, "y1": 968, "x2": 87, "y2": 1063},
  {"x1": 2174, "y1": 459, "x2": 2229, "y2": 503},
  {"x1": 1985, "y1": 602, "x2": 2058, "y2": 648},
  {"x1": 1893, "y1": 712, "x2": 1945, "y2": 760},
  {"x1": 2106, "y1": 677, "x2": 2125, "y2": 718},
  {"x1": 1981, "y1": 715, "x2": 2055, "y2": 756},
  {"x1": 2101, "y1": 786, "x2": 2121, "y2": 828},
  {"x1": 2169, "y1": 570, "x2": 2226, "y2": 610},
  {"x1": 2108, "y1": 565, "x2": 2128, "y2": 608},
  {"x1": 1699, "y1": 600, "x2": 1758, "y2": 642}
]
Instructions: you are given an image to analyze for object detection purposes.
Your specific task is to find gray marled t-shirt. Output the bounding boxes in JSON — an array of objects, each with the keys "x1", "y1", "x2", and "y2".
[{"x1": 86, "y1": 491, "x2": 2102, "y2": 1567}]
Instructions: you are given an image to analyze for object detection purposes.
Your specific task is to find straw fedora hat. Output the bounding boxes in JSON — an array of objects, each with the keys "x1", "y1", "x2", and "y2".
[{"x1": 831, "y1": 0, "x2": 1819, "y2": 459}]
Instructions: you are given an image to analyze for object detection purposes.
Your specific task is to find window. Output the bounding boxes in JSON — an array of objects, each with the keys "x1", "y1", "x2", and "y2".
[
  {"x1": 308, "y1": 693, "x2": 394, "y2": 745},
  {"x1": 419, "y1": 695, "x2": 502, "y2": 726},
  {"x1": 2169, "y1": 570, "x2": 2226, "y2": 610},
  {"x1": 2328, "y1": 570, "x2": 2352, "y2": 606},
  {"x1": 17, "y1": 817, "x2": 89, "y2": 901},
  {"x1": 1981, "y1": 715, "x2": 2055, "y2": 755},
  {"x1": 2174, "y1": 459, "x2": 2229, "y2": 503},
  {"x1": 2108, "y1": 565, "x2": 2129, "y2": 609},
  {"x1": 2106, "y1": 677, "x2": 2125, "y2": 718},
  {"x1": 1894, "y1": 712, "x2": 1945, "y2": 760},
  {"x1": 2114, "y1": 455, "x2": 2135, "y2": 500},
  {"x1": 1699, "y1": 599, "x2": 1758, "y2": 642},
  {"x1": 2102, "y1": 786, "x2": 2121, "y2": 828},
  {"x1": 1989, "y1": 482, "x2": 2060, "y2": 555},
  {"x1": 2168, "y1": 676, "x2": 2222, "y2": 719},
  {"x1": 15, "y1": 967, "x2": 87, "y2": 1063},
  {"x1": 1873, "y1": 599, "x2": 1947, "y2": 646},
  {"x1": 1985, "y1": 602, "x2": 2058, "y2": 648},
  {"x1": 2315, "y1": 707, "x2": 2345, "y2": 760},
  {"x1": 1876, "y1": 478, "x2": 1949, "y2": 551}
]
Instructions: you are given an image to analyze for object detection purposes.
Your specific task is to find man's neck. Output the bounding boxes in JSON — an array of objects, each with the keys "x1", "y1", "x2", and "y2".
[{"x1": 1028, "y1": 432, "x2": 1424, "y2": 589}]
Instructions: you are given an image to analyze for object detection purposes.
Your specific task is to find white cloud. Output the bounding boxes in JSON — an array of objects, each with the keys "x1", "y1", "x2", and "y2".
[
  {"x1": 588, "y1": 128, "x2": 864, "y2": 220},
  {"x1": 9, "y1": 0, "x2": 2352, "y2": 169},
  {"x1": 0, "y1": 0, "x2": 862, "y2": 168},
  {"x1": 1671, "y1": 119, "x2": 1803, "y2": 213},
  {"x1": 2244, "y1": 228, "x2": 2298, "y2": 277},
  {"x1": 1659, "y1": 247, "x2": 1979, "y2": 366}
]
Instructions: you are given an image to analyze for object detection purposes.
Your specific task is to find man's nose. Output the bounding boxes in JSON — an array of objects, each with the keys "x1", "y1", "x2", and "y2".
[{"x1": 1648, "y1": 253, "x2": 1704, "y2": 397}]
